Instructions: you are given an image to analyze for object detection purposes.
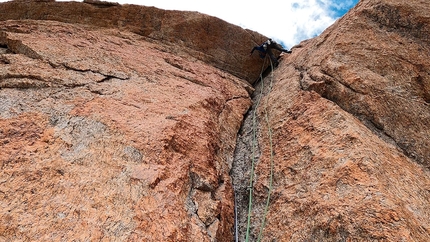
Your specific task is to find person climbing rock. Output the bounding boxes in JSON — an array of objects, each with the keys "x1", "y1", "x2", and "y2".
[{"x1": 250, "y1": 39, "x2": 291, "y2": 67}]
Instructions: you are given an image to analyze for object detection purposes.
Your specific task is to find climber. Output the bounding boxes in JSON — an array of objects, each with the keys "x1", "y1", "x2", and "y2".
[{"x1": 250, "y1": 39, "x2": 291, "y2": 67}]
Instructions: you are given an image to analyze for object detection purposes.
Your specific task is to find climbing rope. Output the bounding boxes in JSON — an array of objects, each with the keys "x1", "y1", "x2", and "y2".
[
  {"x1": 245, "y1": 56, "x2": 267, "y2": 242},
  {"x1": 234, "y1": 191, "x2": 239, "y2": 242},
  {"x1": 245, "y1": 55, "x2": 276, "y2": 242},
  {"x1": 257, "y1": 58, "x2": 275, "y2": 242}
]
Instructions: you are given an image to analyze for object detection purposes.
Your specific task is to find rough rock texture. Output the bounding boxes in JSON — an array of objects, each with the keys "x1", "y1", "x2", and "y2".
[
  {"x1": 0, "y1": 0, "x2": 268, "y2": 83},
  {"x1": 0, "y1": 12, "x2": 254, "y2": 242},
  {"x1": 1, "y1": 0, "x2": 430, "y2": 241},
  {"x1": 233, "y1": 0, "x2": 430, "y2": 241},
  {"x1": 295, "y1": 0, "x2": 430, "y2": 166}
]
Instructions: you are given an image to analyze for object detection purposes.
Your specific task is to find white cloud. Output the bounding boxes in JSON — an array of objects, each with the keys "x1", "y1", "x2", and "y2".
[
  {"x1": 0, "y1": 0, "x2": 358, "y2": 48},
  {"x1": 129, "y1": 0, "x2": 351, "y2": 48}
]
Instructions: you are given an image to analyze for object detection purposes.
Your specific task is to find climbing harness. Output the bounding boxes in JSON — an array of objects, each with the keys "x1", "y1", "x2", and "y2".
[{"x1": 244, "y1": 55, "x2": 276, "y2": 242}]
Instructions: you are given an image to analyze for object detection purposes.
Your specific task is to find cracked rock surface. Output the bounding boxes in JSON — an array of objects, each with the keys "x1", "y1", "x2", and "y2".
[
  {"x1": 0, "y1": 19, "x2": 252, "y2": 241},
  {"x1": 234, "y1": 0, "x2": 430, "y2": 241},
  {"x1": 2, "y1": 0, "x2": 430, "y2": 241}
]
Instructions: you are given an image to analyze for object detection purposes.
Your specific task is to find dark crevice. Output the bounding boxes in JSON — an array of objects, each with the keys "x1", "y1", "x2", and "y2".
[
  {"x1": 83, "y1": 0, "x2": 120, "y2": 8},
  {"x1": 59, "y1": 62, "x2": 129, "y2": 80},
  {"x1": 186, "y1": 170, "x2": 214, "y2": 238},
  {"x1": 0, "y1": 43, "x2": 8, "y2": 55},
  {"x1": 231, "y1": 70, "x2": 269, "y2": 242},
  {"x1": 361, "y1": 117, "x2": 399, "y2": 148},
  {"x1": 251, "y1": 65, "x2": 275, "y2": 85},
  {"x1": 190, "y1": 171, "x2": 214, "y2": 192},
  {"x1": 61, "y1": 63, "x2": 91, "y2": 73},
  {"x1": 0, "y1": 39, "x2": 12, "y2": 55},
  {"x1": 0, "y1": 70, "x2": 124, "y2": 91},
  {"x1": 230, "y1": 57, "x2": 284, "y2": 241},
  {"x1": 299, "y1": 71, "x2": 305, "y2": 90},
  {"x1": 98, "y1": 76, "x2": 114, "y2": 83},
  {"x1": 415, "y1": 74, "x2": 430, "y2": 104},
  {"x1": 47, "y1": 61, "x2": 61, "y2": 69}
]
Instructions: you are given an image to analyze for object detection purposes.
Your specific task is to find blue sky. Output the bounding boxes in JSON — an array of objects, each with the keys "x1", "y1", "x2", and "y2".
[{"x1": 1, "y1": 0, "x2": 359, "y2": 48}]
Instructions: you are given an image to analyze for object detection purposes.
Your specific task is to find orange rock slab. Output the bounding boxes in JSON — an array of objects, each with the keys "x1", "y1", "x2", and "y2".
[{"x1": 0, "y1": 18, "x2": 251, "y2": 241}]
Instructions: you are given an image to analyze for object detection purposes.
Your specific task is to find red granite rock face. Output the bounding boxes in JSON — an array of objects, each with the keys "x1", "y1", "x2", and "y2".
[
  {"x1": 233, "y1": 0, "x2": 430, "y2": 241},
  {"x1": 0, "y1": 18, "x2": 251, "y2": 241},
  {"x1": 294, "y1": 0, "x2": 430, "y2": 167},
  {"x1": 0, "y1": 0, "x2": 268, "y2": 83},
  {"x1": 1, "y1": 0, "x2": 430, "y2": 241}
]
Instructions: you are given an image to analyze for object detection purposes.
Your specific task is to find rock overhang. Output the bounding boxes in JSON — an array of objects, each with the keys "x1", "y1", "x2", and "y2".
[{"x1": 0, "y1": 0, "x2": 270, "y2": 85}]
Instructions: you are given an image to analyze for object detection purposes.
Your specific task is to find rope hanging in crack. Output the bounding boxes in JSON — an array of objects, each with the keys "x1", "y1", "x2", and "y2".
[
  {"x1": 257, "y1": 57, "x2": 275, "y2": 242},
  {"x1": 245, "y1": 56, "x2": 267, "y2": 242},
  {"x1": 234, "y1": 191, "x2": 239, "y2": 242},
  {"x1": 244, "y1": 55, "x2": 276, "y2": 242}
]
